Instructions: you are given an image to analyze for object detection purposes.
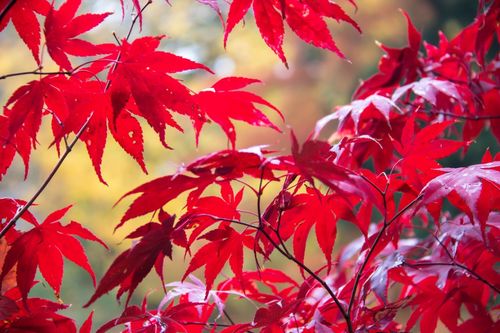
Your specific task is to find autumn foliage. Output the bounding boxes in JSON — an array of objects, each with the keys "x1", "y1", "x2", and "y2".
[{"x1": 1, "y1": 0, "x2": 499, "y2": 332}]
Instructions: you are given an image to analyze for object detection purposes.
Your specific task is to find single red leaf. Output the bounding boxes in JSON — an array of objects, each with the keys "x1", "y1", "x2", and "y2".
[
  {"x1": 0, "y1": 293, "x2": 76, "y2": 333},
  {"x1": 181, "y1": 184, "x2": 243, "y2": 247},
  {"x1": 0, "y1": 208, "x2": 105, "y2": 304},
  {"x1": 105, "y1": 36, "x2": 210, "y2": 148},
  {"x1": 2, "y1": 75, "x2": 69, "y2": 178},
  {"x1": 224, "y1": 0, "x2": 253, "y2": 48},
  {"x1": 85, "y1": 214, "x2": 180, "y2": 307},
  {"x1": 79, "y1": 311, "x2": 93, "y2": 333},
  {"x1": 284, "y1": 0, "x2": 345, "y2": 58},
  {"x1": 0, "y1": 0, "x2": 50, "y2": 63},
  {"x1": 270, "y1": 188, "x2": 355, "y2": 269},
  {"x1": 316, "y1": 94, "x2": 400, "y2": 135},
  {"x1": 353, "y1": 10, "x2": 421, "y2": 98},
  {"x1": 253, "y1": 0, "x2": 287, "y2": 65},
  {"x1": 224, "y1": 0, "x2": 359, "y2": 63},
  {"x1": 393, "y1": 118, "x2": 465, "y2": 190},
  {"x1": 44, "y1": 0, "x2": 112, "y2": 70},
  {"x1": 420, "y1": 161, "x2": 500, "y2": 227},
  {"x1": 183, "y1": 226, "x2": 252, "y2": 296},
  {"x1": 194, "y1": 77, "x2": 283, "y2": 147}
]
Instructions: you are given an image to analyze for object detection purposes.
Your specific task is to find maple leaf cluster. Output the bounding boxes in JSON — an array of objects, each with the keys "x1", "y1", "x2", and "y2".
[{"x1": 1, "y1": 0, "x2": 499, "y2": 332}]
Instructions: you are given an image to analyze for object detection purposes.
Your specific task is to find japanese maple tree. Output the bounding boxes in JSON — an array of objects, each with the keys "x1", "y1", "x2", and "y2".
[{"x1": 0, "y1": 0, "x2": 499, "y2": 332}]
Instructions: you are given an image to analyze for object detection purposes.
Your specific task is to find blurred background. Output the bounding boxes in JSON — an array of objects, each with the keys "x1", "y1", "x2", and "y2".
[{"x1": 0, "y1": 0, "x2": 483, "y2": 330}]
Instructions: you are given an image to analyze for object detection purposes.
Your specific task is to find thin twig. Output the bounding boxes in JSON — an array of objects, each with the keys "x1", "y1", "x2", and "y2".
[
  {"x1": 0, "y1": 0, "x2": 16, "y2": 24},
  {"x1": 104, "y1": 0, "x2": 152, "y2": 92},
  {"x1": 179, "y1": 321, "x2": 232, "y2": 328},
  {"x1": 254, "y1": 165, "x2": 353, "y2": 332},
  {"x1": 386, "y1": 194, "x2": 423, "y2": 227},
  {"x1": 258, "y1": 227, "x2": 354, "y2": 332},
  {"x1": 404, "y1": 261, "x2": 500, "y2": 294},
  {"x1": 274, "y1": 209, "x2": 292, "y2": 257},
  {"x1": 425, "y1": 109, "x2": 500, "y2": 121},
  {"x1": 189, "y1": 213, "x2": 259, "y2": 230},
  {"x1": 0, "y1": 70, "x2": 71, "y2": 80},
  {"x1": 222, "y1": 309, "x2": 235, "y2": 325},
  {"x1": 0, "y1": 114, "x2": 93, "y2": 239},
  {"x1": 126, "y1": 0, "x2": 152, "y2": 40},
  {"x1": 347, "y1": 178, "x2": 423, "y2": 322}
]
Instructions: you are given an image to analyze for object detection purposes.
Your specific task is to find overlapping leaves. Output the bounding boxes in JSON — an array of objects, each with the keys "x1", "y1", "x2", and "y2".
[
  {"x1": 1, "y1": 1, "x2": 499, "y2": 333},
  {"x1": 224, "y1": 0, "x2": 360, "y2": 65}
]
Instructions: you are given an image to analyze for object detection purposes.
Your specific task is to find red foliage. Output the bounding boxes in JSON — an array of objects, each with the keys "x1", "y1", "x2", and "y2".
[{"x1": 0, "y1": 0, "x2": 499, "y2": 332}]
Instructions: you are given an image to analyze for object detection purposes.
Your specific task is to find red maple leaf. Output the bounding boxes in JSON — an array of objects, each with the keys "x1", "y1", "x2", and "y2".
[
  {"x1": 50, "y1": 77, "x2": 146, "y2": 184},
  {"x1": 0, "y1": 0, "x2": 50, "y2": 63},
  {"x1": 118, "y1": 147, "x2": 282, "y2": 227},
  {"x1": 316, "y1": 94, "x2": 400, "y2": 134},
  {"x1": 420, "y1": 161, "x2": 500, "y2": 227},
  {"x1": 44, "y1": 0, "x2": 113, "y2": 70},
  {"x1": 0, "y1": 206, "x2": 106, "y2": 305},
  {"x1": 284, "y1": 188, "x2": 355, "y2": 268},
  {"x1": 183, "y1": 225, "x2": 254, "y2": 295},
  {"x1": 393, "y1": 118, "x2": 465, "y2": 190},
  {"x1": 180, "y1": 183, "x2": 243, "y2": 248},
  {"x1": 353, "y1": 10, "x2": 422, "y2": 99},
  {"x1": 0, "y1": 288, "x2": 77, "y2": 333},
  {"x1": 224, "y1": 0, "x2": 360, "y2": 65},
  {"x1": 85, "y1": 212, "x2": 186, "y2": 307},
  {"x1": 193, "y1": 77, "x2": 283, "y2": 147},
  {"x1": 96, "y1": 301, "x2": 213, "y2": 333},
  {"x1": 1, "y1": 75, "x2": 71, "y2": 179},
  {"x1": 103, "y1": 36, "x2": 211, "y2": 148},
  {"x1": 3, "y1": 76, "x2": 68, "y2": 144}
]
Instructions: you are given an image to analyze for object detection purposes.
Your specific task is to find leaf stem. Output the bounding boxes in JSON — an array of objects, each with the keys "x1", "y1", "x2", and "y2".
[{"x1": 0, "y1": 114, "x2": 93, "y2": 239}]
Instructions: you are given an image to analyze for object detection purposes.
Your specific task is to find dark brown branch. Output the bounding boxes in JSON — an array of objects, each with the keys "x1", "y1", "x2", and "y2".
[
  {"x1": 347, "y1": 184, "x2": 423, "y2": 322},
  {"x1": 0, "y1": 0, "x2": 16, "y2": 24},
  {"x1": 0, "y1": 69, "x2": 71, "y2": 80},
  {"x1": 223, "y1": 309, "x2": 236, "y2": 325},
  {"x1": 179, "y1": 321, "x2": 232, "y2": 328},
  {"x1": 254, "y1": 165, "x2": 354, "y2": 333},
  {"x1": 0, "y1": 114, "x2": 93, "y2": 239},
  {"x1": 188, "y1": 213, "x2": 259, "y2": 230},
  {"x1": 126, "y1": 0, "x2": 152, "y2": 40},
  {"x1": 386, "y1": 194, "x2": 423, "y2": 227}
]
